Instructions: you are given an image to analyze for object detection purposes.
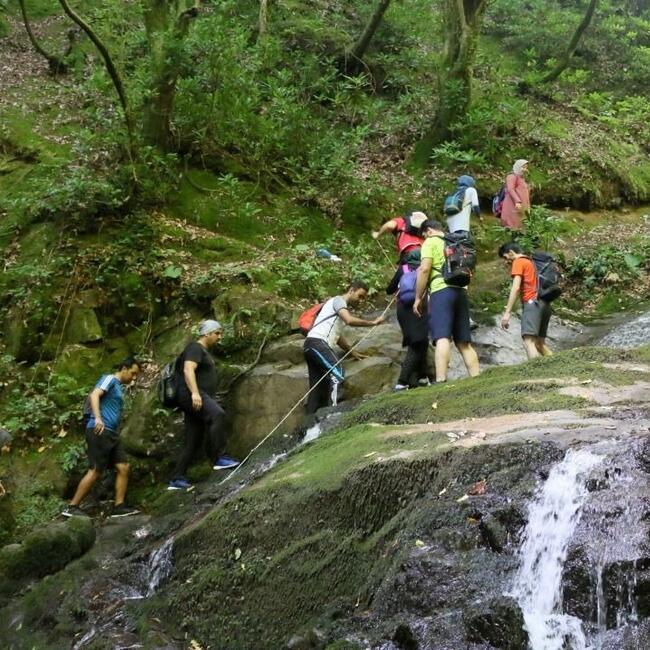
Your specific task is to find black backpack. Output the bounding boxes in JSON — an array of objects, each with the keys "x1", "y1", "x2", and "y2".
[
  {"x1": 531, "y1": 251, "x2": 563, "y2": 302},
  {"x1": 158, "y1": 357, "x2": 180, "y2": 407},
  {"x1": 437, "y1": 233, "x2": 477, "y2": 288}
]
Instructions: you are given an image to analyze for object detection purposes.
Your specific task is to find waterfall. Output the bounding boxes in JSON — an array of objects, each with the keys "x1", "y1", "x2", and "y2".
[
  {"x1": 511, "y1": 448, "x2": 602, "y2": 650},
  {"x1": 301, "y1": 422, "x2": 322, "y2": 445},
  {"x1": 145, "y1": 537, "x2": 174, "y2": 596}
]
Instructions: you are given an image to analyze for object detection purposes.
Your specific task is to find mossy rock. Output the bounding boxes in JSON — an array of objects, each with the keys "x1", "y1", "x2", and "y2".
[
  {"x1": 51, "y1": 344, "x2": 105, "y2": 390},
  {"x1": 64, "y1": 307, "x2": 103, "y2": 344},
  {"x1": 0, "y1": 517, "x2": 95, "y2": 590}
]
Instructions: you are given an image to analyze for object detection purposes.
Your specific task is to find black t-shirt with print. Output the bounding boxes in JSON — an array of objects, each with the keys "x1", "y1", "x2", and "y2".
[{"x1": 177, "y1": 341, "x2": 218, "y2": 396}]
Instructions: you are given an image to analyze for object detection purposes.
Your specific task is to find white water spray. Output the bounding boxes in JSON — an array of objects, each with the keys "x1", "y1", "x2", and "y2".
[
  {"x1": 511, "y1": 448, "x2": 602, "y2": 650},
  {"x1": 146, "y1": 537, "x2": 174, "y2": 596}
]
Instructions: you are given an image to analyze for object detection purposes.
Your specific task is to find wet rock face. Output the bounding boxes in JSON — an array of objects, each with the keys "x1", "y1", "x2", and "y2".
[{"x1": 464, "y1": 596, "x2": 528, "y2": 650}]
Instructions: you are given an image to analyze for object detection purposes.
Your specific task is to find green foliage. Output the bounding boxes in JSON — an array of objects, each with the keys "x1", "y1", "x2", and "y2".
[
  {"x1": 268, "y1": 234, "x2": 390, "y2": 300},
  {"x1": 61, "y1": 441, "x2": 86, "y2": 475},
  {"x1": 566, "y1": 242, "x2": 650, "y2": 290},
  {"x1": 490, "y1": 206, "x2": 570, "y2": 254}
]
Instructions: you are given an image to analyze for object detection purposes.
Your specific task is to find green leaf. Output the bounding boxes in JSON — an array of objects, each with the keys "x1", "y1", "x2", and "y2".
[
  {"x1": 163, "y1": 265, "x2": 182, "y2": 279},
  {"x1": 623, "y1": 253, "x2": 642, "y2": 270}
]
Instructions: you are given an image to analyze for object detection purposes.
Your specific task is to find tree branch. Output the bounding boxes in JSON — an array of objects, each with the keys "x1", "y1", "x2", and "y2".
[
  {"x1": 18, "y1": 0, "x2": 67, "y2": 74},
  {"x1": 540, "y1": 0, "x2": 598, "y2": 84},
  {"x1": 57, "y1": 0, "x2": 137, "y2": 160}
]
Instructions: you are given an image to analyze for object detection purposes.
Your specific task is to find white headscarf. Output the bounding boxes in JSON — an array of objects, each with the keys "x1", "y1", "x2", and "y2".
[{"x1": 513, "y1": 159, "x2": 529, "y2": 175}]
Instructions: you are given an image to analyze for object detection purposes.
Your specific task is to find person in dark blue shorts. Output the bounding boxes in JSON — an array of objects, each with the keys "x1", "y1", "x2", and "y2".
[
  {"x1": 62, "y1": 358, "x2": 142, "y2": 518},
  {"x1": 413, "y1": 220, "x2": 479, "y2": 382}
]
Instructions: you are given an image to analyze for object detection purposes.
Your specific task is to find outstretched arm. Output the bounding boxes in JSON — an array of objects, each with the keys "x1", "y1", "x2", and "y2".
[
  {"x1": 338, "y1": 308, "x2": 385, "y2": 328},
  {"x1": 372, "y1": 219, "x2": 398, "y2": 239}
]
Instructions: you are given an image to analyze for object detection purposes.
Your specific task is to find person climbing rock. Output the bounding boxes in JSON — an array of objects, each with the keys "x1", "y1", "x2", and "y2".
[
  {"x1": 168, "y1": 320, "x2": 239, "y2": 491},
  {"x1": 500, "y1": 159, "x2": 531, "y2": 231},
  {"x1": 413, "y1": 220, "x2": 479, "y2": 383},
  {"x1": 303, "y1": 280, "x2": 385, "y2": 414},
  {"x1": 371, "y1": 211, "x2": 427, "y2": 262},
  {"x1": 445, "y1": 175, "x2": 480, "y2": 234},
  {"x1": 62, "y1": 358, "x2": 142, "y2": 519},
  {"x1": 386, "y1": 249, "x2": 433, "y2": 390},
  {"x1": 498, "y1": 242, "x2": 553, "y2": 359}
]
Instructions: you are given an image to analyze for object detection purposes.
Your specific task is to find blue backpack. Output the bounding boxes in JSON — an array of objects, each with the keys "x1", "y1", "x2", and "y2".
[
  {"x1": 444, "y1": 189, "x2": 465, "y2": 216},
  {"x1": 398, "y1": 264, "x2": 418, "y2": 305}
]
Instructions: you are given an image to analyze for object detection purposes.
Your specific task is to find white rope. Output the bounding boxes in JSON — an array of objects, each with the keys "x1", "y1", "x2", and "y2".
[{"x1": 219, "y1": 296, "x2": 396, "y2": 485}]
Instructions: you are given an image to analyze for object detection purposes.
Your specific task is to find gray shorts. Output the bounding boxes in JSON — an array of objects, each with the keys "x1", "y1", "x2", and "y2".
[{"x1": 521, "y1": 299, "x2": 552, "y2": 338}]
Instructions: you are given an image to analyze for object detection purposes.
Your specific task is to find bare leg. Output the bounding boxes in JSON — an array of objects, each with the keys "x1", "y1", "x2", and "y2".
[
  {"x1": 70, "y1": 469, "x2": 101, "y2": 506},
  {"x1": 535, "y1": 337, "x2": 552, "y2": 356},
  {"x1": 456, "y1": 342, "x2": 480, "y2": 377},
  {"x1": 523, "y1": 335, "x2": 541, "y2": 359},
  {"x1": 114, "y1": 463, "x2": 129, "y2": 506},
  {"x1": 435, "y1": 338, "x2": 452, "y2": 382}
]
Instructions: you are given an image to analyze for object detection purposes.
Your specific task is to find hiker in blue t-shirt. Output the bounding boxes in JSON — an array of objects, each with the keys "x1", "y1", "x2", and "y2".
[{"x1": 62, "y1": 358, "x2": 142, "y2": 519}]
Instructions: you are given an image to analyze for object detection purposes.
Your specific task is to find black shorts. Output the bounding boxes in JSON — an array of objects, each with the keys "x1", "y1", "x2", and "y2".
[
  {"x1": 521, "y1": 299, "x2": 552, "y2": 338},
  {"x1": 428, "y1": 287, "x2": 472, "y2": 343},
  {"x1": 85, "y1": 428, "x2": 127, "y2": 471}
]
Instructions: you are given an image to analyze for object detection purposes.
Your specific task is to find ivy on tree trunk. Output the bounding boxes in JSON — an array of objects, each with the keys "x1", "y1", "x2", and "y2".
[
  {"x1": 142, "y1": 1, "x2": 199, "y2": 151},
  {"x1": 415, "y1": 0, "x2": 487, "y2": 162}
]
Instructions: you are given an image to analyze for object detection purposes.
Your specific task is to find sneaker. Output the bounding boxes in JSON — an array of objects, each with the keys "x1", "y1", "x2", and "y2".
[
  {"x1": 167, "y1": 477, "x2": 192, "y2": 490},
  {"x1": 417, "y1": 378, "x2": 431, "y2": 387},
  {"x1": 110, "y1": 504, "x2": 140, "y2": 518},
  {"x1": 394, "y1": 383, "x2": 409, "y2": 392},
  {"x1": 61, "y1": 505, "x2": 90, "y2": 518},
  {"x1": 213, "y1": 455, "x2": 240, "y2": 470}
]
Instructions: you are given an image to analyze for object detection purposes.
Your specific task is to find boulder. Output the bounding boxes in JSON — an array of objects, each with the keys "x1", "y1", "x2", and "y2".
[
  {"x1": 464, "y1": 595, "x2": 528, "y2": 649},
  {"x1": 0, "y1": 517, "x2": 95, "y2": 595},
  {"x1": 64, "y1": 307, "x2": 103, "y2": 344},
  {"x1": 229, "y1": 362, "x2": 309, "y2": 458},
  {"x1": 343, "y1": 356, "x2": 399, "y2": 398},
  {"x1": 262, "y1": 334, "x2": 306, "y2": 366}
]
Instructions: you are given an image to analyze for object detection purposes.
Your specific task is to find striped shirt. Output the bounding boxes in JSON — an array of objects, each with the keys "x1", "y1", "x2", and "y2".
[{"x1": 86, "y1": 375, "x2": 124, "y2": 433}]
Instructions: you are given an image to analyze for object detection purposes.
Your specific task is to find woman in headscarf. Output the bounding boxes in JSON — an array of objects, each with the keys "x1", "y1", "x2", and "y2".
[
  {"x1": 500, "y1": 159, "x2": 530, "y2": 231},
  {"x1": 446, "y1": 174, "x2": 480, "y2": 234}
]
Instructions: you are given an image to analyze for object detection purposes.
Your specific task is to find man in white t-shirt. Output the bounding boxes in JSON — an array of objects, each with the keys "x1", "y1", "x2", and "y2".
[
  {"x1": 303, "y1": 280, "x2": 385, "y2": 414},
  {"x1": 446, "y1": 175, "x2": 480, "y2": 234}
]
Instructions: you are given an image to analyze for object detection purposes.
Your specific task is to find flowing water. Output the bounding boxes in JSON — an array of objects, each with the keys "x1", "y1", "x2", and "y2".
[
  {"x1": 511, "y1": 439, "x2": 650, "y2": 650},
  {"x1": 511, "y1": 448, "x2": 603, "y2": 650},
  {"x1": 599, "y1": 310, "x2": 650, "y2": 349}
]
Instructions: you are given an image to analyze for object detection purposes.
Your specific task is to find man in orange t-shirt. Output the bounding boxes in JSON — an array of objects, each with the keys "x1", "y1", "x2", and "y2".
[{"x1": 498, "y1": 242, "x2": 552, "y2": 359}]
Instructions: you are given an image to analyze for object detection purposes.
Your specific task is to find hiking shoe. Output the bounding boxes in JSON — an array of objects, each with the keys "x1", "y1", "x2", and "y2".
[
  {"x1": 167, "y1": 477, "x2": 192, "y2": 490},
  {"x1": 394, "y1": 383, "x2": 409, "y2": 392},
  {"x1": 61, "y1": 505, "x2": 90, "y2": 518},
  {"x1": 110, "y1": 504, "x2": 139, "y2": 518},
  {"x1": 213, "y1": 455, "x2": 240, "y2": 470}
]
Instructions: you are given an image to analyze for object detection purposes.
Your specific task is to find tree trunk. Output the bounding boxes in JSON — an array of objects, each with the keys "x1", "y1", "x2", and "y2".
[
  {"x1": 18, "y1": 0, "x2": 67, "y2": 74},
  {"x1": 344, "y1": 0, "x2": 391, "y2": 74},
  {"x1": 57, "y1": 0, "x2": 136, "y2": 158},
  {"x1": 142, "y1": 1, "x2": 198, "y2": 151},
  {"x1": 415, "y1": 0, "x2": 487, "y2": 160},
  {"x1": 539, "y1": 0, "x2": 598, "y2": 84},
  {"x1": 258, "y1": 0, "x2": 268, "y2": 40}
]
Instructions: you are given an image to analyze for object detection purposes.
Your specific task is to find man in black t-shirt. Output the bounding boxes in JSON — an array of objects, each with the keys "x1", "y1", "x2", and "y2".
[{"x1": 168, "y1": 320, "x2": 239, "y2": 490}]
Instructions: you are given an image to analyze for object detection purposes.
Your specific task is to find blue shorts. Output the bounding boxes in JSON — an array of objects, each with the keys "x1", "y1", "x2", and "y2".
[{"x1": 428, "y1": 287, "x2": 472, "y2": 343}]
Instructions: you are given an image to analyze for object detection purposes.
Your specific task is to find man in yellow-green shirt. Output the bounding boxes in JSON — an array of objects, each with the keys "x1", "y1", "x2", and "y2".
[{"x1": 413, "y1": 220, "x2": 479, "y2": 382}]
